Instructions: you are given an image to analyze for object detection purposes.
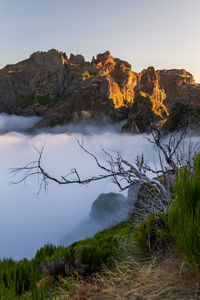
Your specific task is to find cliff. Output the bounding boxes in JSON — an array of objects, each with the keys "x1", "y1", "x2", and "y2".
[{"x1": 0, "y1": 49, "x2": 200, "y2": 129}]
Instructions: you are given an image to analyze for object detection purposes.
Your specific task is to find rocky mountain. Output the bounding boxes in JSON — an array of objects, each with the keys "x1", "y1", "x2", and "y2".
[{"x1": 0, "y1": 49, "x2": 200, "y2": 130}]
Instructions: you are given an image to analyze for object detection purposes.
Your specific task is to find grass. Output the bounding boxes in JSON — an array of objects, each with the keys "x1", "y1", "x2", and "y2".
[
  {"x1": 168, "y1": 153, "x2": 200, "y2": 272},
  {"x1": 51, "y1": 249, "x2": 198, "y2": 300},
  {"x1": 2, "y1": 152, "x2": 200, "y2": 299},
  {"x1": 0, "y1": 219, "x2": 137, "y2": 299}
]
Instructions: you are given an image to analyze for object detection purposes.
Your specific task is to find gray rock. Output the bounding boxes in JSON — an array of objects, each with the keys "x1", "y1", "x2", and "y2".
[
  {"x1": 127, "y1": 181, "x2": 142, "y2": 207},
  {"x1": 60, "y1": 192, "x2": 131, "y2": 247},
  {"x1": 90, "y1": 192, "x2": 130, "y2": 226}
]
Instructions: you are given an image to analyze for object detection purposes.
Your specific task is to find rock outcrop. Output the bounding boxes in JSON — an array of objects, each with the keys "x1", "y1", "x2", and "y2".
[
  {"x1": 90, "y1": 192, "x2": 130, "y2": 225},
  {"x1": 0, "y1": 49, "x2": 200, "y2": 129},
  {"x1": 60, "y1": 192, "x2": 131, "y2": 247}
]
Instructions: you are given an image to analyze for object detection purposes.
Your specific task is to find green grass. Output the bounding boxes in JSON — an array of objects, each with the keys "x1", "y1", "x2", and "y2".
[
  {"x1": 2, "y1": 151, "x2": 199, "y2": 298},
  {"x1": 0, "y1": 219, "x2": 137, "y2": 299},
  {"x1": 168, "y1": 153, "x2": 200, "y2": 269},
  {"x1": 134, "y1": 212, "x2": 170, "y2": 253}
]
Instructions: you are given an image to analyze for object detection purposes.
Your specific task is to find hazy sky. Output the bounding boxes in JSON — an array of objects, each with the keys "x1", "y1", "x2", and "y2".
[{"x1": 1, "y1": 0, "x2": 200, "y2": 82}]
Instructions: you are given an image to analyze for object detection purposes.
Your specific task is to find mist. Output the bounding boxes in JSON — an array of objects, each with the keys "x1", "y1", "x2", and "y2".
[
  {"x1": 0, "y1": 113, "x2": 41, "y2": 134},
  {"x1": 0, "y1": 113, "x2": 198, "y2": 260}
]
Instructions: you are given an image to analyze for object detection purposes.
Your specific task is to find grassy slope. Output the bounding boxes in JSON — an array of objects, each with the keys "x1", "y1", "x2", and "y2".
[
  {"x1": 19, "y1": 214, "x2": 199, "y2": 300},
  {"x1": 3, "y1": 153, "x2": 200, "y2": 299}
]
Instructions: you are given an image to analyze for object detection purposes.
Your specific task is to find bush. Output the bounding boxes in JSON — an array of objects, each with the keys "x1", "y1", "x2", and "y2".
[
  {"x1": 134, "y1": 212, "x2": 169, "y2": 253},
  {"x1": 19, "y1": 94, "x2": 52, "y2": 108},
  {"x1": 0, "y1": 219, "x2": 137, "y2": 298},
  {"x1": 168, "y1": 153, "x2": 200, "y2": 267}
]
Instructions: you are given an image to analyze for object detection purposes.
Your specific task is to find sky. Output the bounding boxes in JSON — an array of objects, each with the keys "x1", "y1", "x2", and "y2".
[{"x1": 1, "y1": 0, "x2": 200, "y2": 82}]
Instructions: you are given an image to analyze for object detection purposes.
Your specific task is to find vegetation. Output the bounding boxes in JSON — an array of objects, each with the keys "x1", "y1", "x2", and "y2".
[
  {"x1": 163, "y1": 102, "x2": 190, "y2": 132},
  {"x1": 3, "y1": 150, "x2": 200, "y2": 298},
  {"x1": 168, "y1": 153, "x2": 200, "y2": 270},
  {"x1": 5, "y1": 108, "x2": 200, "y2": 298},
  {"x1": 0, "y1": 258, "x2": 41, "y2": 299},
  {"x1": 82, "y1": 71, "x2": 97, "y2": 77},
  {"x1": 0, "y1": 219, "x2": 136, "y2": 299},
  {"x1": 134, "y1": 212, "x2": 170, "y2": 253},
  {"x1": 163, "y1": 102, "x2": 200, "y2": 132},
  {"x1": 121, "y1": 95, "x2": 160, "y2": 133},
  {"x1": 19, "y1": 94, "x2": 52, "y2": 108},
  {"x1": 58, "y1": 94, "x2": 72, "y2": 103}
]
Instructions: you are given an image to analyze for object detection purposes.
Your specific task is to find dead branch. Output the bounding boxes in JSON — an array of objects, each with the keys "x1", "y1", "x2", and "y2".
[{"x1": 11, "y1": 121, "x2": 198, "y2": 214}]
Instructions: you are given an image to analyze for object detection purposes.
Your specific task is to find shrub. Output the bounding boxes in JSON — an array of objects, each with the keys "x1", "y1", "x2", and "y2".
[
  {"x1": 168, "y1": 153, "x2": 200, "y2": 268},
  {"x1": 134, "y1": 212, "x2": 169, "y2": 253},
  {"x1": 0, "y1": 219, "x2": 137, "y2": 298},
  {"x1": 19, "y1": 94, "x2": 51, "y2": 108}
]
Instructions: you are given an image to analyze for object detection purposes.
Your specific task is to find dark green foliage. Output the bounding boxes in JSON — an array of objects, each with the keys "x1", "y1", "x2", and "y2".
[
  {"x1": 58, "y1": 94, "x2": 72, "y2": 102},
  {"x1": 0, "y1": 220, "x2": 136, "y2": 298},
  {"x1": 134, "y1": 212, "x2": 170, "y2": 253},
  {"x1": 34, "y1": 95, "x2": 52, "y2": 106},
  {"x1": 19, "y1": 94, "x2": 52, "y2": 108},
  {"x1": 109, "y1": 105, "x2": 129, "y2": 122},
  {"x1": 163, "y1": 102, "x2": 190, "y2": 132},
  {"x1": 34, "y1": 244, "x2": 58, "y2": 265},
  {"x1": 46, "y1": 220, "x2": 136, "y2": 274},
  {"x1": 168, "y1": 153, "x2": 200, "y2": 267},
  {"x1": 122, "y1": 96, "x2": 161, "y2": 133},
  {"x1": 19, "y1": 94, "x2": 35, "y2": 108},
  {"x1": 49, "y1": 120, "x2": 61, "y2": 127},
  {"x1": 0, "y1": 257, "x2": 41, "y2": 299},
  {"x1": 163, "y1": 102, "x2": 200, "y2": 133}
]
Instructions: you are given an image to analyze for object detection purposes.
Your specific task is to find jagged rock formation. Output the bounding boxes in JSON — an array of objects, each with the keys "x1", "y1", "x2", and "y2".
[{"x1": 0, "y1": 49, "x2": 200, "y2": 129}]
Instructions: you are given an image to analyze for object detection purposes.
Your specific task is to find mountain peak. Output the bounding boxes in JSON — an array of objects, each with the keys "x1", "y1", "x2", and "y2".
[{"x1": 0, "y1": 49, "x2": 200, "y2": 130}]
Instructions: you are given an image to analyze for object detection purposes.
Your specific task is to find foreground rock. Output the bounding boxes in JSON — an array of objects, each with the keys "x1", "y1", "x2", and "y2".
[
  {"x1": 90, "y1": 192, "x2": 130, "y2": 225},
  {"x1": 61, "y1": 179, "x2": 161, "y2": 247},
  {"x1": 1, "y1": 49, "x2": 200, "y2": 131},
  {"x1": 60, "y1": 192, "x2": 131, "y2": 246}
]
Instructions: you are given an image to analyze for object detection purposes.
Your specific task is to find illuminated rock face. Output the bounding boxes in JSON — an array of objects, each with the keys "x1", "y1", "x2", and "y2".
[{"x1": 0, "y1": 49, "x2": 199, "y2": 127}]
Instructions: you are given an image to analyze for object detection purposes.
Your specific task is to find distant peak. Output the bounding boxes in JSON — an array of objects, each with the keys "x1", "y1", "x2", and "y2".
[
  {"x1": 96, "y1": 50, "x2": 113, "y2": 61},
  {"x1": 69, "y1": 53, "x2": 85, "y2": 64}
]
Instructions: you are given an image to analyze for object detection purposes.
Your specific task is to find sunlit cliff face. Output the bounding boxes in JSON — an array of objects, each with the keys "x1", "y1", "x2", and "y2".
[
  {"x1": 92, "y1": 52, "x2": 169, "y2": 116},
  {"x1": 1, "y1": 49, "x2": 199, "y2": 129},
  {"x1": 92, "y1": 51, "x2": 200, "y2": 118}
]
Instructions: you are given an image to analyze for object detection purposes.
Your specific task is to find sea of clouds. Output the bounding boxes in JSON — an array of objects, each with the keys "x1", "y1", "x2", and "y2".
[{"x1": 0, "y1": 113, "x2": 198, "y2": 260}]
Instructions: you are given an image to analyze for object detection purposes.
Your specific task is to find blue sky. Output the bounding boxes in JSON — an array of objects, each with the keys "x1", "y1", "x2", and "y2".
[{"x1": 1, "y1": 0, "x2": 200, "y2": 81}]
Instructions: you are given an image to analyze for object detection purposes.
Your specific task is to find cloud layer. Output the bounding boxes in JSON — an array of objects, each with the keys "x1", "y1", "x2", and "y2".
[{"x1": 0, "y1": 113, "x2": 198, "y2": 260}]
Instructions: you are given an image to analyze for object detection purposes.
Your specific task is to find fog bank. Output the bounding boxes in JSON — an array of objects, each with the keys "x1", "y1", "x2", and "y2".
[
  {"x1": 0, "y1": 113, "x2": 198, "y2": 260},
  {"x1": 0, "y1": 113, "x2": 41, "y2": 134}
]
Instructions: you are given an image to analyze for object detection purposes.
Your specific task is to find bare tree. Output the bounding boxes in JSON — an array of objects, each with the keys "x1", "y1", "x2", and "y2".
[{"x1": 10, "y1": 121, "x2": 199, "y2": 215}]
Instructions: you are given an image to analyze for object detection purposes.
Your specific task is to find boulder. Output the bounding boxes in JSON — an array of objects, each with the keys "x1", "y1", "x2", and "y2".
[
  {"x1": 128, "y1": 180, "x2": 167, "y2": 215},
  {"x1": 90, "y1": 192, "x2": 130, "y2": 226},
  {"x1": 61, "y1": 192, "x2": 131, "y2": 247}
]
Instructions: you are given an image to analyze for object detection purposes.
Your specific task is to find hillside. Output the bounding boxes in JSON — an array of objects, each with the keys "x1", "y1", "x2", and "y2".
[{"x1": 1, "y1": 49, "x2": 200, "y2": 129}]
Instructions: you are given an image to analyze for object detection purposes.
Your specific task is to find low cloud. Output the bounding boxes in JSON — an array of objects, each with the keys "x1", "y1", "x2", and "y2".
[
  {"x1": 0, "y1": 113, "x2": 41, "y2": 134},
  {"x1": 0, "y1": 113, "x2": 198, "y2": 260}
]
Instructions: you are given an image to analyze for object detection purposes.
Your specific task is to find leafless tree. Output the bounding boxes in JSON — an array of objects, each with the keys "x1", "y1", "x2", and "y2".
[{"x1": 10, "y1": 122, "x2": 199, "y2": 215}]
